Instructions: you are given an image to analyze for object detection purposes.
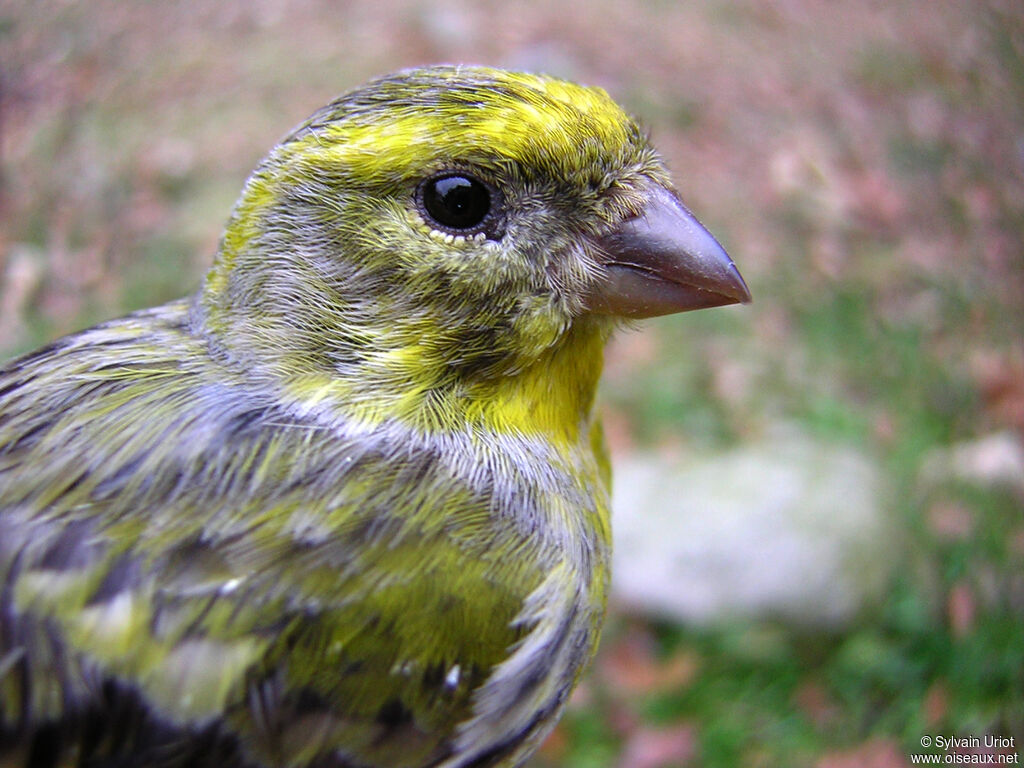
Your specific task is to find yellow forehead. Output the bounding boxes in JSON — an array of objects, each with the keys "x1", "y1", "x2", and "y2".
[{"x1": 283, "y1": 67, "x2": 644, "y2": 183}]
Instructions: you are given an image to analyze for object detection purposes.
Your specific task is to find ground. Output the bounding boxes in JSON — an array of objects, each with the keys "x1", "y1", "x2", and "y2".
[{"x1": 1, "y1": 2, "x2": 1022, "y2": 766}]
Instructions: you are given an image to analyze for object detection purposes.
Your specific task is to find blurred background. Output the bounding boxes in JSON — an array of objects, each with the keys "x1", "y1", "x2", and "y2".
[{"x1": 2, "y1": 1, "x2": 1022, "y2": 765}]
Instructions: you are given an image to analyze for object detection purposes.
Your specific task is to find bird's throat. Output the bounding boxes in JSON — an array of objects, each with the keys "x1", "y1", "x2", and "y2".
[
  {"x1": 461, "y1": 319, "x2": 608, "y2": 449},
  {"x1": 265, "y1": 318, "x2": 610, "y2": 452}
]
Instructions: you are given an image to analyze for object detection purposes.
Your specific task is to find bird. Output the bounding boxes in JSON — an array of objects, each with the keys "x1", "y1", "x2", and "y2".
[{"x1": 0, "y1": 65, "x2": 749, "y2": 768}]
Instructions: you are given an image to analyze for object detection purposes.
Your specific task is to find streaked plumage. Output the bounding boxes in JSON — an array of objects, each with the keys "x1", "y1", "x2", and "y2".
[{"x1": 0, "y1": 66, "x2": 748, "y2": 767}]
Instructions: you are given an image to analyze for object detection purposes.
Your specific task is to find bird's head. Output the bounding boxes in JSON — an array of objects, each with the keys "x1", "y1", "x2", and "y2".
[{"x1": 198, "y1": 66, "x2": 748, "y2": 435}]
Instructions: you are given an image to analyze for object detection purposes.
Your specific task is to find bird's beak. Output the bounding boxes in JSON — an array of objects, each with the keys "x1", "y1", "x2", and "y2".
[{"x1": 584, "y1": 184, "x2": 751, "y2": 318}]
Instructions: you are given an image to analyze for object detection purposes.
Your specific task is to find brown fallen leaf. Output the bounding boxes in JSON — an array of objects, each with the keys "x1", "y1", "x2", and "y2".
[
  {"x1": 922, "y1": 680, "x2": 949, "y2": 728},
  {"x1": 793, "y1": 680, "x2": 840, "y2": 729},
  {"x1": 600, "y1": 628, "x2": 700, "y2": 697},
  {"x1": 816, "y1": 739, "x2": 910, "y2": 768},
  {"x1": 617, "y1": 724, "x2": 697, "y2": 768},
  {"x1": 947, "y1": 581, "x2": 976, "y2": 638}
]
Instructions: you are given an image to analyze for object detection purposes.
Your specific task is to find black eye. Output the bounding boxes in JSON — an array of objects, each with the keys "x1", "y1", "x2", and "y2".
[{"x1": 419, "y1": 174, "x2": 494, "y2": 234}]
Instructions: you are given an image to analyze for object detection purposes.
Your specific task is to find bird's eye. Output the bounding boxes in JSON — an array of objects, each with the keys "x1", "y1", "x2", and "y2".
[{"x1": 418, "y1": 173, "x2": 497, "y2": 236}]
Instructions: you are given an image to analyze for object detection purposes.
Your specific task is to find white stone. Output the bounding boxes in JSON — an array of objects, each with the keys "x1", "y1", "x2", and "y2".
[
  {"x1": 919, "y1": 431, "x2": 1024, "y2": 491},
  {"x1": 610, "y1": 426, "x2": 892, "y2": 627}
]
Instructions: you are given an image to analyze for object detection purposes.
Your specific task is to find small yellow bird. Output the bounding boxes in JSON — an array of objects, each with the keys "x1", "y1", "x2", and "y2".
[{"x1": 0, "y1": 65, "x2": 748, "y2": 767}]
